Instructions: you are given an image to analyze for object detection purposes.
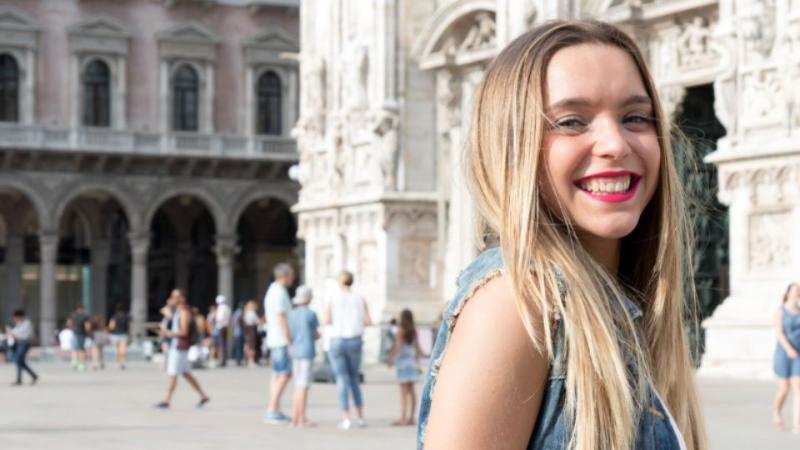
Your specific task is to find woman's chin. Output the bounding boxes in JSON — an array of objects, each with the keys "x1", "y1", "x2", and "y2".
[{"x1": 579, "y1": 220, "x2": 639, "y2": 241}]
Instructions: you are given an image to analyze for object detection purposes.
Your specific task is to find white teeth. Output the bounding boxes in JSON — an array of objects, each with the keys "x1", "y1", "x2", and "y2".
[{"x1": 579, "y1": 175, "x2": 632, "y2": 194}]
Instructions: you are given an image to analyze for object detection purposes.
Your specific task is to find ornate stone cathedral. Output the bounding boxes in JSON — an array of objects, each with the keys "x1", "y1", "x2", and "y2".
[
  {"x1": 294, "y1": 0, "x2": 799, "y2": 377},
  {"x1": 0, "y1": 0, "x2": 300, "y2": 342}
]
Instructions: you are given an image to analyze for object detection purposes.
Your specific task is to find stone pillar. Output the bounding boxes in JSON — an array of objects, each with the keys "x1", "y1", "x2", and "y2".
[
  {"x1": 214, "y1": 234, "x2": 238, "y2": 306},
  {"x1": 38, "y1": 231, "x2": 59, "y2": 345},
  {"x1": 90, "y1": 239, "x2": 110, "y2": 318},
  {"x1": 129, "y1": 234, "x2": 149, "y2": 340},
  {"x1": 2, "y1": 235, "x2": 24, "y2": 324}
]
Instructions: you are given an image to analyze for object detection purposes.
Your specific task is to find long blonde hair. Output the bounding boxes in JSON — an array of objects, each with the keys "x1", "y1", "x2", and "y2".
[{"x1": 467, "y1": 20, "x2": 706, "y2": 450}]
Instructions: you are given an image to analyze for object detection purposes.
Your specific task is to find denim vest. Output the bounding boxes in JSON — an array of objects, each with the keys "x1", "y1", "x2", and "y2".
[{"x1": 417, "y1": 247, "x2": 683, "y2": 449}]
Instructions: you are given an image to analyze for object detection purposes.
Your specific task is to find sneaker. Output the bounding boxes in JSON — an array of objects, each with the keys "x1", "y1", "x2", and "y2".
[
  {"x1": 263, "y1": 411, "x2": 291, "y2": 424},
  {"x1": 153, "y1": 402, "x2": 170, "y2": 409},
  {"x1": 355, "y1": 418, "x2": 367, "y2": 428},
  {"x1": 196, "y1": 397, "x2": 210, "y2": 409},
  {"x1": 338, "y1": 419, "x2": 352, "y2": 430}
]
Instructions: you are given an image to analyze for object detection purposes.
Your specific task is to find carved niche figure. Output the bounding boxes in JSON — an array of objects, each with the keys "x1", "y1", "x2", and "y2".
[
  {"x1": 371, "y1": 106, "x2": 400, "y2": 190},
  {"x1": 436, "y1": 71, "x2": 462, "y2": 132},
  {"x1": 298, "y1": 56, "x2": 326, "y2": 135},
  {"x1": 342, "y1": 39, "x2": 369, "y2": 112},
  {"x1": 459, "y1": 12, "x2": 496, "y2": 52},
  {"x1": 524, "y1": 0, "x2": 538, "y2": 30}
]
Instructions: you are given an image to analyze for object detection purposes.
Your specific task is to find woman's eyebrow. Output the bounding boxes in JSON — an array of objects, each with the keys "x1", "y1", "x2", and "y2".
[{"x1": 546, "y1": 94, "x2": 652, "y2": 112}]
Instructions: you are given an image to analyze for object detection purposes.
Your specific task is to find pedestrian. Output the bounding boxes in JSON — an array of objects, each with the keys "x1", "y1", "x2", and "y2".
[
  {"x1": 773, "y1": 282, "x2": 800, "y2": 432},
  {"x1": 0, "y1": 329, "x2": 8, "y2": 363},
  {"x1": 323, "y1": 270, "x2": 372, "y2": 430},
  {"x1": 88, "y1": 315, "x2": 108, "y2": 370},
  {"x1": 6, "y1": 309, "x2": 38, "y2": 386},
  {"x1": 243, "y1": 300, "x2": 260, "y2": 368},
  {"x1": 59, "y1": 319, "x2": 74, "y2": 355},
  {"x1": 214, "y1": 295, "x2": 231, "y2": 367},
  {"x1": 69, "y1": 305, "x2": 89, "y2": 372},
  {"x1": 288, "y1": 285, "x2": 320, "y2": 427},
  {"x1": 206, "y1": 304, "x2": 218, "y2": 365},
  {"x1": 386, "y1": 309, "x2": 422, "y2": 426},
  {"x1": 108, "y1": 303, "x2": 130, "y2": 370},
  {"x1": 418, "y1": 21, "x2": 706, "y2": 450},
  {"x1": 158, "y1": 294, "x2": 176, "y2": 371},
  {"x1": 262, "y1": 262, "x2": 295, "y2": 424},
  {"x1": 154, "y1": 289, "x2": 210, "y2": 409},
  {"x1": 231, "y1": 301, "x2": 245, "y2": 367}
]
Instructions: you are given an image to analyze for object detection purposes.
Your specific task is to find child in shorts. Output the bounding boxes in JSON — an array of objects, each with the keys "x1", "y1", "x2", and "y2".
[{"x1": 287, "y1": 285, "x2": 320, "y2": 427}]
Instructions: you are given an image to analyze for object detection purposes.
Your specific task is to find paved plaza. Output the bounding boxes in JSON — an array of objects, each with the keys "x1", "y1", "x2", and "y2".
[{"x1": 1, "y1": 360, "x2": 799, "y2": 449}]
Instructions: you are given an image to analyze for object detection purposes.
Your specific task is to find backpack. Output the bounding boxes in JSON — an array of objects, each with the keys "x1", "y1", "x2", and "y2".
[{"x1": 176, "y1": 306, "x2": 198, "y2": 350}]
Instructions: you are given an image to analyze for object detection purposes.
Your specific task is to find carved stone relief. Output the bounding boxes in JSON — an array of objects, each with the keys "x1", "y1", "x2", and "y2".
[
  {"x1": 748, "y1": 211, "x2": 791, "y2": 272},
  {"x1": 788, "y1": 63, "x2": 800, "y2": 131},
  {"x1": 741, "y1": 69, "x2": 782, "y2": 125},
  {"x1": 459, "y1": 12, "x2": 496, "y2": 52},
  {"x1": 314, "y1": 244, "x2": 335, "y2": 282},
  {"x1": 357, "y1": 240, "x2": 378, "y2": 286},
  {"x1": 676, "y1": 16, "x2": 720, "y2": 70},
  {"x1": 398, "y1": 238, "x2": 433, "y2": 288},
  {"x1": 737, "y1": 0, "x2": 777, "y2": 61}
]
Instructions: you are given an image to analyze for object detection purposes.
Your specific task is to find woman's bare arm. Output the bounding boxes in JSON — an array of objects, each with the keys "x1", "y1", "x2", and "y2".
[
  {"x1": 425, "y1": 274, "x2": 549, "y2": 450},
  {"x1": 776, "y1": 308, "x2": 798, "y2": 357},
  {"x1": 322, "y1": 302, "x2": 332, "y2": 325},
  {"x1": 362, "y1": 299, "x2": 373, "y2": 327}
]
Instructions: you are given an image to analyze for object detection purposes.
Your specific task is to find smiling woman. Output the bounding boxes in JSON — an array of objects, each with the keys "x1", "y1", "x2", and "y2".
[{"x1": 418, "y1": 20, "x2": 706, "y2": 450}]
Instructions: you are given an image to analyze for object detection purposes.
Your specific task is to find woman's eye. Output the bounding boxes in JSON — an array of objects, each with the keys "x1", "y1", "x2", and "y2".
[
  {"x1": 623, "y1": 115, "x2": 655, "y2": 129},
  {"x1": 553, "y1": 118, "x2": 586, "y2": 131}
]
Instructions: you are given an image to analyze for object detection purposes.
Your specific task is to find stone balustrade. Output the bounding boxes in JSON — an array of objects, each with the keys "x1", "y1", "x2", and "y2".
[{"x1": 0, "y1": 123, "x2": 297, "y2": 159}]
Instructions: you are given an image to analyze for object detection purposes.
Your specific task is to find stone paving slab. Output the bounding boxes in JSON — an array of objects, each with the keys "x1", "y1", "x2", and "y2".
[
  {"x1": 0, "y1": 361, "x2": 414, "y2": 450},
  {"x1": 2, "y1": 360, "x2": 800, "y2": 449}
]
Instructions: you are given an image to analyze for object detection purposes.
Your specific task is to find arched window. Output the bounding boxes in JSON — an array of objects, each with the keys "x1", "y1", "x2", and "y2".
[
  {"x1": 173, "y1": 65, "x2": 199, "y2": 132},
  {"x1": 257, "y1": 71, "x2": 281, "y2": 135},
  {"x1": 83, "y1": 59, "x2": 111, "y2": 127},
  {"x1": 0, "y1": 54, "x2": 19, "y2": 122}
]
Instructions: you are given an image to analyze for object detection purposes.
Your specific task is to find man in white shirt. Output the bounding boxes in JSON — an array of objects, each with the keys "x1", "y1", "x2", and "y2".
[
  {"x1": 263, "y1": 263, "x2": 295, "y2": 424},
  {"x1": 214, "y1": 295, "x2": 231, "y2": 367},
  {"x1": 6, "y1": 309, "x2": 38, "y2": 386}
]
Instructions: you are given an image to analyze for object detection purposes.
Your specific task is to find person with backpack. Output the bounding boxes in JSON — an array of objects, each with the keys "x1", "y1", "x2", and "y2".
[{"x1": 154, "y1": 289, "x2": 210, "y2": 409}]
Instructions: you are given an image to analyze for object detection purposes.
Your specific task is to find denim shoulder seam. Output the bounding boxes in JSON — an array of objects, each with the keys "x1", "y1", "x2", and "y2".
[{"x1": 432, "y1": 268, "x2": 505, "y2": 379}]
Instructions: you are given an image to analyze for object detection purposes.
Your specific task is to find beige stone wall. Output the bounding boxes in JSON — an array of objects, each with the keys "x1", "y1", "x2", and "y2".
[{"x1": 6, "y1": 0, "x2": 297, "y2": 134}]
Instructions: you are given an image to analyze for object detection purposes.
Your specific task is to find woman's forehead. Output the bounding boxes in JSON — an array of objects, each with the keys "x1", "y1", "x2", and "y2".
[{"x1": 544, "y1": 43, "x2": 649, "y2": 109}]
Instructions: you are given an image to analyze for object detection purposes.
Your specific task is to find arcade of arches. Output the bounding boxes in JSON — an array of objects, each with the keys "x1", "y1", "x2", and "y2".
[{"x1": 0, "y1": 185, "x2": 298, "y2": 344}]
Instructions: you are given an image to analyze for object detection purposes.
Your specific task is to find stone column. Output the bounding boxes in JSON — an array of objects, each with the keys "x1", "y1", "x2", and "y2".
[
  {"x1": 38, "y1": 231, "x2": 59, "y2": 345},
  {"x1": 2, "y1": 235, "x2": 24, "y2": 324},
  {"x1": 214, "y1": 234, "x2": 238, "y2": 306},
  {"x1": 90, "y1": 239, "x2": 111, "y2": 318},
  {"x1": 129, "y1": 234, "x2": 149, "y2": 340}
]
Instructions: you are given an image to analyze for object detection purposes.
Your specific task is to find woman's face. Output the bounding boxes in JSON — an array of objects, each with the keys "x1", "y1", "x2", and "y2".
[
  {"x1": 540, "y1": 43, "x2": 660, "y2": 245},
  {"x1": 790, "y1": 284, "x2": 800, "y2": 303}
]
